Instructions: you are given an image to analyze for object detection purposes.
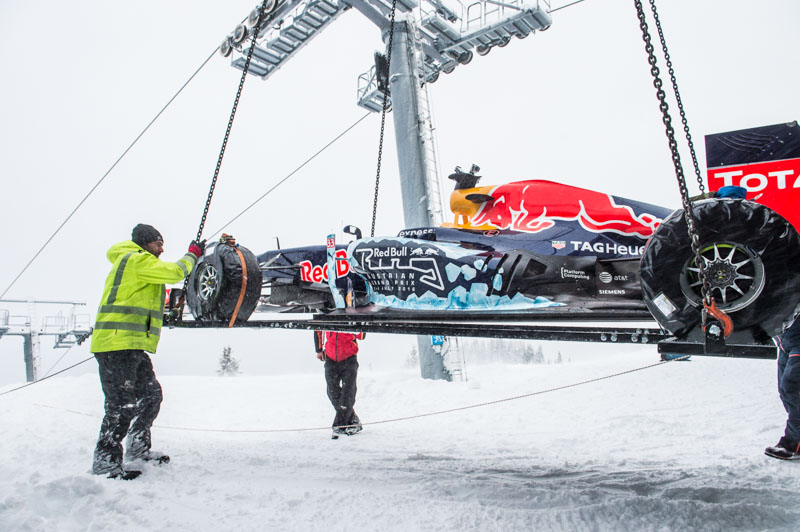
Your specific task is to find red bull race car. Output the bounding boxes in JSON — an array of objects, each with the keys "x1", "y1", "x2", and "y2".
[{"x1": 185, "y1": 124, "x2": 800, "y2": 346}]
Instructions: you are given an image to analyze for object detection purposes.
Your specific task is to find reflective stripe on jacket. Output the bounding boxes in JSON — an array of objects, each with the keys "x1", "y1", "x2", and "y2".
[{"x1": 90, "y1": 240, "x2": 196, "y2": 354}]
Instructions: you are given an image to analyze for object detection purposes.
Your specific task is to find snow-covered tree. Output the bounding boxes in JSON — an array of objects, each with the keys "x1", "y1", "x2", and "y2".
[
  {"x1": 406, "y1": 345, "x2": 419, "y2": 368},
  {"x1": 533, "y1": 345, "x2": 545, "y2": 364},
  {"x1": 218, "y1": 345, "x2": 240, "y2": 376}
]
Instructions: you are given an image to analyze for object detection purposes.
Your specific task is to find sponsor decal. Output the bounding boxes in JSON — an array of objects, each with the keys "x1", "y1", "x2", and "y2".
[
  {"x1": 299, "y1": 249, "x2": 349, "y2": 283},
  {"x1": 551, "y1": 240, "x2": 566, "y2": 250},
  {"x1": 599, "y1": 289, "x2": 627, "y2": 295},
  {"x1": 398, "y1": 228, "x2": 436, "y2": 238},
  {"x1": 483, "y1": 229, "x2": 500, "y2": 237},
  {"x1": 355, "y1": 247, "x2": 444, "y2": 292},
  {"x1": 410, "y1": 248, "x2": 440, "y2": 256},
  {"x1": 708, "y1": 158, "x2": 800, "y2": 231},
  {"x1": 570, "y1": 241, "x2": 645, "y2": 256},
  {"x1": 599, "y1": 272, "x2": 631, "y2": 283},
  {"x1": 560, "y1": 267, "x2": 590, "y2": 281},
  {"x1": 469, "y1": 180, "x2": 661, "y2": 238}
]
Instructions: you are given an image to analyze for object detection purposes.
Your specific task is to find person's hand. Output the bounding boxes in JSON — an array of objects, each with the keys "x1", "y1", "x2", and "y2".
[
  {"x1": 316, "y1": 351, "x2": 325, "y2": 361},
  {"x1": 188, "y1": 239, "x2": 206, "y2": 259}
]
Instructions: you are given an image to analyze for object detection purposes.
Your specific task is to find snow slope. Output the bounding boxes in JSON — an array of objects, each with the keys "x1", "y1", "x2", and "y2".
[{"x1": 2, "y1": 348, "x2": 799, "y2": 531}]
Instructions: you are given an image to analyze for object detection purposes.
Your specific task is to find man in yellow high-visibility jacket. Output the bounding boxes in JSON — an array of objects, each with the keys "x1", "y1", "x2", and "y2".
[{"x1": 90, "y1": 224, "x2": 204, "y2": 480}]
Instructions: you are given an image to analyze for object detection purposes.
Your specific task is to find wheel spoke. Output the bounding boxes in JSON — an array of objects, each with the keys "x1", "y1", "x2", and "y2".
[{"x1": 713, "y1": 286, "x2": 727, "y2": 304}]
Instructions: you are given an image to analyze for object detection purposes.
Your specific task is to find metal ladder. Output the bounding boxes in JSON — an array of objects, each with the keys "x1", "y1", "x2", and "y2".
[{"x1": 442, "y1": 336, "x2": 467, "y2": 381}]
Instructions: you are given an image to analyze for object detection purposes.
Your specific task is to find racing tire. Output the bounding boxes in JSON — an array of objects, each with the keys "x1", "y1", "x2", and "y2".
[
  {"x1": 187, "y1": 242, "x2": 262, "y2": 323},
  {"x1": 640, "y1": 198, "x2": 800, "y2": 338}
]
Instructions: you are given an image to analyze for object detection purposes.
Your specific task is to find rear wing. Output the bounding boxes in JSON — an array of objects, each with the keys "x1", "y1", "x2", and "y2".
[{"x1": 705, "y1": 121, "x2": 800, "y2": 230}]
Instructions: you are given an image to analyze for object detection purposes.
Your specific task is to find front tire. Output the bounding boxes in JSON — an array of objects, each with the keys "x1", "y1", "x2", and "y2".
[{"x1": 640, "y1": 198, "x2": 800, "y2": 338}]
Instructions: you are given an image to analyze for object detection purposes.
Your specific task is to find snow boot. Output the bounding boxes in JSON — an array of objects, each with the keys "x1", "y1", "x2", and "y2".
[
  {"x1": 344, "y1": 413, "x2": 362, "y2": 436},
  {"x1": 108, "y1": 468, "x2": 143, "y2": 480},
  {"x1": 764, "y1": 436, "x2": 800, "y2": 460},
  {"x1": 344, "y1": 424, "x2": 363, "y2": 436},
  {"x1": 331, "y1": 427, "x2": 345, "y2": 440},
  {"x1": 127, "y1": 450, "x2": 170, "y2": 465}
]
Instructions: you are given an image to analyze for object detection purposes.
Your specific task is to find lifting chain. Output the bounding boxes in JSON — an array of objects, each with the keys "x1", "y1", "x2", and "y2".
[
  {"x1": 633, "y1": 1, "x2": 715, "y2": 316},
  {"x1": 193, "y1": 0, "x2": 273, "y2": 243},
  {"x1": 175, "y1": 0, "x2": 273, "y2": 318},
  {"x1": 370, "y1": 0, "x2": 400, "y2": 238},
  {"x1": 647, "y1": 0, "x2": 705, "y2": 196}
]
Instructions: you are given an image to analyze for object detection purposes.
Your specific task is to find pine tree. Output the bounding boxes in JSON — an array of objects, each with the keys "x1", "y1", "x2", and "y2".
[
  {"x1": 533, "y1": 344, "x2": 545, "y2": 364},
  {"x1": 218, "y1": 345, "x2": 240, "y2": 376},
  {"x1": 406, "y1": 345, "x2": 419, "y2": 368}
]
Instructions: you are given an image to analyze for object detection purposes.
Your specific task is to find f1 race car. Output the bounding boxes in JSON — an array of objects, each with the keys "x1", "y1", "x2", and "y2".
[{"x1": 185, "y1": 137, "x2": 800, "y2": 344}]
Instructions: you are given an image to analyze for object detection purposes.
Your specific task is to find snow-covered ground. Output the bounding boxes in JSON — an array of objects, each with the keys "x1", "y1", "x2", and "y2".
[{"x1": 2, "y1": 346, "x2": 799, "y2": 531}]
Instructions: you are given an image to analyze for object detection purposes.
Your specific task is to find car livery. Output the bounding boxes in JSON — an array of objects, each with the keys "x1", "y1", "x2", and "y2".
[{"x1": 255, "y1": 178, "x2": 672, "y2": 313}]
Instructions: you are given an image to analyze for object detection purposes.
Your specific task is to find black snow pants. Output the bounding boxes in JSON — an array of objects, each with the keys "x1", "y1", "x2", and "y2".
[
  {"x1": 324, "y1": 355, "x2": 359, "y2": 429},
  {"x1": 776, "y1": 321, "x2": 800, "y2": 445},
  {"x1": 92, "y1": 350, "x2": 163, "y2": 474}
]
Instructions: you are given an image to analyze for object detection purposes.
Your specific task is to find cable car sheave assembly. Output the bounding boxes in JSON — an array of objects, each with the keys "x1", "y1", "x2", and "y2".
[{"x1": 171, "y1": 1, "x2": 800, "y2": 361}]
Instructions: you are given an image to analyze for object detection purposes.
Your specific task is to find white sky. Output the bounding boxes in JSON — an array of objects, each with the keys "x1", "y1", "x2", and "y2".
[{"x1": 1, "y1": 0, "x2": 799, "y2": 383}]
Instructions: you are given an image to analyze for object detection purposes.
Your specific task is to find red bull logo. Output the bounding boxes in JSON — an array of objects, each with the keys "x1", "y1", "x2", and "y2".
[
  {"x1": 469, "y1": 180, "x2": 661, "y2": 238},
  {"x1": 300, "y1": 249, "x2": 349, "y2": 283}
]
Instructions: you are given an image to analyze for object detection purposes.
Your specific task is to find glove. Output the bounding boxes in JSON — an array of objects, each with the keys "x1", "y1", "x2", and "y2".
[{"x1": 188, "y1": 239, "x2": 206, "y2": 259}]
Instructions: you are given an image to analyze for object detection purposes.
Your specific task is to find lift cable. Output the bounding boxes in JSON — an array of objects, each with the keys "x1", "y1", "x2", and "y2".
[
  {"x1": 0, "y1": 47, "x2": 222, "y2": 301},
  {"x1": 370, "y1": 0, "x2": 400, "y2": 238},
  {"x1": 42, "y1": 344, "x2": 77, "y2": 379},
  {"x1": 207, "y1": 111, "x2": 372, "y2": 239},
  {"x1": 190, "y1": 0, "x2": 273, "y2": 245},
  {"x1": 178, "y1": 0, "x2": 274, "y2": 310},
  {"x1": 633, "y1": 0, "x2": 713, "y2": 313},
  {"x1": 26, "y1": 355, "x2": 689, "y2": 431},
  {"x1": 549, "y1": 0, "x2": 587, "y2": 13},
  {"x1": 0, "y1": 356, "x2": 94, "y2": 397}
]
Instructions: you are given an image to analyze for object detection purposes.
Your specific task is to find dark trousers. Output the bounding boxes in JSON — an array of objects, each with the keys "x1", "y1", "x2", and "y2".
[
  {"x1": 777, "y1": 322, "x2": 800, "y2": 444},
  {"x1": 324, "y1": 355, "x2": 359, "y2": 429},
  {"x1": 92, "y1": 350, "x2": 163, "y2": 474}
]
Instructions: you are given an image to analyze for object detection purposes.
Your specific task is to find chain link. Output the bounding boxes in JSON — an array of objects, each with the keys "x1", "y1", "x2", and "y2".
[
  {"x1": 648, "y1": 0, "x2": 705, "y2": 196},
  {"x1": 195, "y1": 0, "x2": 270, "y2": 242},
  {"x1": 180, "y1": 0, "x2": 272, "y2": 303},
  {"x1": 633, "y1": 0, "x2": 712, "y2": 307},
  {"x1": 371, "y1": 0, "x2": 399, "y2": 238}
]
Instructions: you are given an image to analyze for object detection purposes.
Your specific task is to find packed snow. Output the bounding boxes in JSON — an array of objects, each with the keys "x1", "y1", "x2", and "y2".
[{"x1": 2, "y1": 338, "x2": 799, "y2": 531}]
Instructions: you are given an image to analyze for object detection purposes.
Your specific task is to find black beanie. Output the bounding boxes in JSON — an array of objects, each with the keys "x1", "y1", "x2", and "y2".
[{"x1": 132, "y1": 224, "x2": 163, "y2": 247}]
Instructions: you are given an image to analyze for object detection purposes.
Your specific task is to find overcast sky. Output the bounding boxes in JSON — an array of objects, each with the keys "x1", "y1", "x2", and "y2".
[{"x1": 1, "y1": 0, "x2": 799, "y2": 384}]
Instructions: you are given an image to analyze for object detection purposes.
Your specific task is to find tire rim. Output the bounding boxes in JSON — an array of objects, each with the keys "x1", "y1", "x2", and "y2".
[
  {"x1": 679, "y1": 241, "x2": 765, "y2": 312},
  {"x1": 197, "y1": 263, "x2": 220, "y2": 303}
]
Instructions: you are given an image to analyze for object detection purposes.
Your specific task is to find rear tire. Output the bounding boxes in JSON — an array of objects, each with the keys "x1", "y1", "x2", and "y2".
[{"x1": 640, "y1": 198, "x2": 800, "y2": 338}]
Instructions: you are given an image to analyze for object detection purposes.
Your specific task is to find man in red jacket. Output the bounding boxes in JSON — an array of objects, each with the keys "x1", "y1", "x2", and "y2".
[{"x1": 314, "y1": 330, "x2": 366, "y2": 439}]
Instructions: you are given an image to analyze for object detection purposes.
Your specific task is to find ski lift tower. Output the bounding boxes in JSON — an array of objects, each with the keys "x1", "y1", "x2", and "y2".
[
  {"x1": 0, "y1": 299, "x2": 91, "y2": 382},
  {"x1": 223, "y1": 0, "x2": 552, "y2": 379}
]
